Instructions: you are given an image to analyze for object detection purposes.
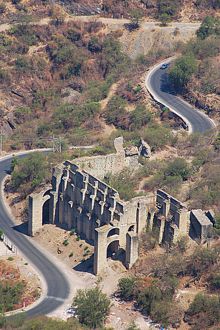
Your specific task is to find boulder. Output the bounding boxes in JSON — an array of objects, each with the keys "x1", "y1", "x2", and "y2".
[
  {"x1": 139, "y1": 139, "x2": 151, "y2": 158},
  {"x1": 125, "y1": 145, "x2": 139, "y2": 157},
  {"x1": 61, "y1": 87, "x2": 81, "y2": 104}
]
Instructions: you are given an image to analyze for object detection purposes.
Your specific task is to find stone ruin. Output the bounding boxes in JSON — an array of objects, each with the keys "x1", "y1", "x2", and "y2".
[
  {"x1": 152, "y1": 190, "x2": 215, "y2": 244},
  {"x1": 28, "y1": 137, "x2": 215, "y2": 275}
]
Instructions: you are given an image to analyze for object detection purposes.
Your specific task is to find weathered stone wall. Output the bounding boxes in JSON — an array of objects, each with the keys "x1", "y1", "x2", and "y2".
[
  {"x1": 190, "y1": 210, "x2": 213, "y2": 243},
  {"x1": 151, "y1": 190, "x2": 214, "y2": 245},
  {"x1": 28, "y1": 156, "x2": 155, "y2": 274},
  {"x1": 75, "y1": 136, "x2": 139, "y2": 179}
]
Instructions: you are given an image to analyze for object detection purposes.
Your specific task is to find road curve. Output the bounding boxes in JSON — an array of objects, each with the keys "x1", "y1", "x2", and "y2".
[
  {"x1": 0, "y1": 153, "x2": 70, "y2": 317},
  {"x1": 145, "y1": 59, "x2": 215, "y2": 133}
]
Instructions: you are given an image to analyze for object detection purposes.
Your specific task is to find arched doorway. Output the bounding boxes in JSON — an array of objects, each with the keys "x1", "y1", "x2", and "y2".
[
  {"x1": 42, "y1": 199, "x2": 50, "y2": 225},
  {"x1": 106, "y1": 240, "x2": 125, "y2": 263},
  {"x1": 107, "y1": 240, "x2": 119, "y2": 259}
]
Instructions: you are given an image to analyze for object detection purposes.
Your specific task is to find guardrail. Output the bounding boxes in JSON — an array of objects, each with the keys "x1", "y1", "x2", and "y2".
[{"x1": 0, "y1": 233, "x2": 17, "y2": 254}]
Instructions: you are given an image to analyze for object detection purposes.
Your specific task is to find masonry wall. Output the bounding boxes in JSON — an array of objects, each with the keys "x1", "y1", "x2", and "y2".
[{"x1": 74, "y1": 136, "x2": 139, "y2": 179}]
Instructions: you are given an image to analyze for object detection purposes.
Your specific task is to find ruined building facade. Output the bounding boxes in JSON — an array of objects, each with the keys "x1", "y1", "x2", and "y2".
[
  {"x1": 28, "y1": 138, "x2": 155, "y2": 274},
  {"x1": 151, "y1": 190, "x2": 215, "y2": 244},
  {"x1": 28, "y1": 138, "x2": 215, "y2": 275}
]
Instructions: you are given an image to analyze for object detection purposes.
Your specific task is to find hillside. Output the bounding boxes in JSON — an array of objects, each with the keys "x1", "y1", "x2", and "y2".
[{"x1": 1, "y1": 1, "x2": 219, "y2": 23}]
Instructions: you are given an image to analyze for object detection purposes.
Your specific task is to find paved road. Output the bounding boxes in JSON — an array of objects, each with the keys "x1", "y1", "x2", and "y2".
[
  {"x1": 146, "y1": 60, "x2": 215, "y2": 133},
  {"x1": 0, "y1": 155, "x2": 70, "y2": 317}
]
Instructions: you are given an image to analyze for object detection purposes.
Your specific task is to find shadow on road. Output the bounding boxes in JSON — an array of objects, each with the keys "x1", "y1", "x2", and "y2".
[
  {"x1": 13, "y1": 222, "x2": 29, "y2": 236},
  {"x1": 160, "y1": 72, "x2": 177, "y2": 95}
]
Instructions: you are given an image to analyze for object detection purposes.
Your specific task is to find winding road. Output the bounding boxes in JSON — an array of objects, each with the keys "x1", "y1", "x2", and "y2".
[
  {"x1": 145, "y1": 59, "x2": 215, "y2": 133},
  {"x1": 0, "y1": 153, "x2": 70, "y2": 317}
]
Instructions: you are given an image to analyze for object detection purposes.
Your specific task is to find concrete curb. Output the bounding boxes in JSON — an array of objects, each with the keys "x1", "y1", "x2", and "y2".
[{"x1": 145, "y1": 57, "x2": 216, "y2": 134}]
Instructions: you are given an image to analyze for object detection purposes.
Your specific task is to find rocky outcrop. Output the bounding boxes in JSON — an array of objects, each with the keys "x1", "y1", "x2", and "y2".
[{"x1": 139, "y1": 139, "x2": 151, "y2": 158}]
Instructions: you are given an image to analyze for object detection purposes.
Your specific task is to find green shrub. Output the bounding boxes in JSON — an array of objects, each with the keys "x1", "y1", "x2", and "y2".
[
  {"x1": 10, "y1": 24, "x2": 38, "y2": 46},
  {"x1": 165, "y1": 158, "x2": 191, "y2": 181},
  {"x1": 104, "y1": 95, "x2": 127, "y2": 127},
  {"x1": 142, "y1": 124, "x2": 174, "y2": 151},
  {"x1": 104, "y1": 170, "x2": 138, "y2": 201},
  {"x1": 11, "y1": 153, "x2": 49, "y2": 194},
  {"x1": 186, "y1": 293, "x2": 220, "y2": 329},
  {"x1": 15, "y1": 56, "x2": 31, "y2": 72},
  {"x1": 169, "y1": 54, "x2": 197, "y2": 92},
  {"x1": 118, "y1": 277, "x2": 137, "y2": 301},
  {"x1": 63, "y1": 239, "x2": 69, "y2": 246},
  {"x1": 197, "y1": 16, "x2": 220, "y2": 39},
  {"x1": 137, "y1": 283, "x2": 162, "y2": 314},
  {"x1": 129, "y1": 104, "x2": 151, "y2": 131},
  {"x1": 0, "y1": 282, "x2": 25, "y2": 313},
  {"x1": 0, "y1": 68, "x2": 10, "y2": 83},
  {"x1": 73, "y1": 287, "x2": 111, "y2": 328},
  {"x1": 188, "y1": 247, "x2": 219, "y2": 278},
  {"x1": 7, "y1": 257, "x2": 14, "y2": 261},
  {"x1": 209, "y1": 273, "x2": 220, "y2": 290},
  {"x1": 157, "y1": 0, "x2": 181, "y2": 22}
]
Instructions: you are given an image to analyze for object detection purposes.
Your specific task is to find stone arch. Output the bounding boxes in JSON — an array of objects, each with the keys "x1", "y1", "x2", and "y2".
[
  {"x1": 107, "y1": 227, "x2": 120, "y2": 237},
  {"x1": 42, "y1": 190, "x2": 52, "y2": 225},
  {"x1": 42, "y1": 199, "x2": 50, "y2": 224},
  {"x1": 128, "y1": 225, "x2": 135, "y2": 232},
  {"x1": 106, "y1": 240, "x2": 120, "y2": 259}
]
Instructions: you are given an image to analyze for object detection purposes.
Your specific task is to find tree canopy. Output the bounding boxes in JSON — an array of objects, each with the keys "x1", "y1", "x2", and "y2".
[
  {"x1": 169, "y1": 54, "x2": 197, "y2": 91},
  {"x1": 73, "y1": 287, "x2": 111, "y2": 328}
]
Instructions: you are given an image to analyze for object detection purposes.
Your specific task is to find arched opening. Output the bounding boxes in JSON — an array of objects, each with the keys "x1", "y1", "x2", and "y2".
[
  {"x1": 42, "y1": 199, "x2": 50, "y2": 225},
  {"x1": 128, "y1": 225, "x2": 135, "y2": 232},
  {"x1": 107, "y1": 227, "x2": 119, "y2": 237},
  {"x1": 107, "y1": 240, "x2": 119, "y2": 259},
  {"x1": 106, "y1": 240, "x2": 125, "y2": 264}
]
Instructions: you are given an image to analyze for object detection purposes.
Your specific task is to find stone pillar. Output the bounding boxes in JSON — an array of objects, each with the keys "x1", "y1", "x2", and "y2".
[
  {"x1": 125, "y1": 232, "x2": 139, "y2": 269},
  {"x1": 28, "y1": 194, "x2": 50, "y2": 236},
  {"x1": 162, "y1": 199, "x2": 170, "y2": 218},
  {"x1": 58, "y1": 194, "x2": 64, "y2": 225},
  {"x1": 94, "y1": 226, "x2": 108, "y2": 275},
  {"x1": 67, "y1": 201, "x2": 73, "y2": 229},
  {"x1": 148, "y1": 211, "x2": 155, "y2": 231},
  {"x1": 158, "y1": 218, "x2": 166, "y2": 244}
]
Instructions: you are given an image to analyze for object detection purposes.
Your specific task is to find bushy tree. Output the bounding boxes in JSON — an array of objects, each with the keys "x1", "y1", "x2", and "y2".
[
  {"x1": 186, "y1": 293, "x2": 220, "y2": 329},
  {"x1": 165, "y1": 158, "x2": 191, "y2": 181},
  {"x1": 209, "y1": 273, "x2": 220, "y2": 290},
  {"x1": 197, "y1": 16, "x2": 220, "y2": 39},
  {"x1": 118, "y1": 277, "x2": 136, "y2": 301},
  {"x1": 73, "y1": 287, "x2": 111, "y2": 328},
  {"x1": 169, "y1": 54, "x2": 197, "y2": 91},
  {"x1": 11, "y1": 153, "x2": 49, "y2": 193},
  {"x1": 157, "y1": 0, "x2": 181, "y2": 23},
  {"x1": 137, "y1": 283, "x2": 162, "y2": 314},
  {"x1": 130, "y1": 104, "x2": 151, "y2": 130}
]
